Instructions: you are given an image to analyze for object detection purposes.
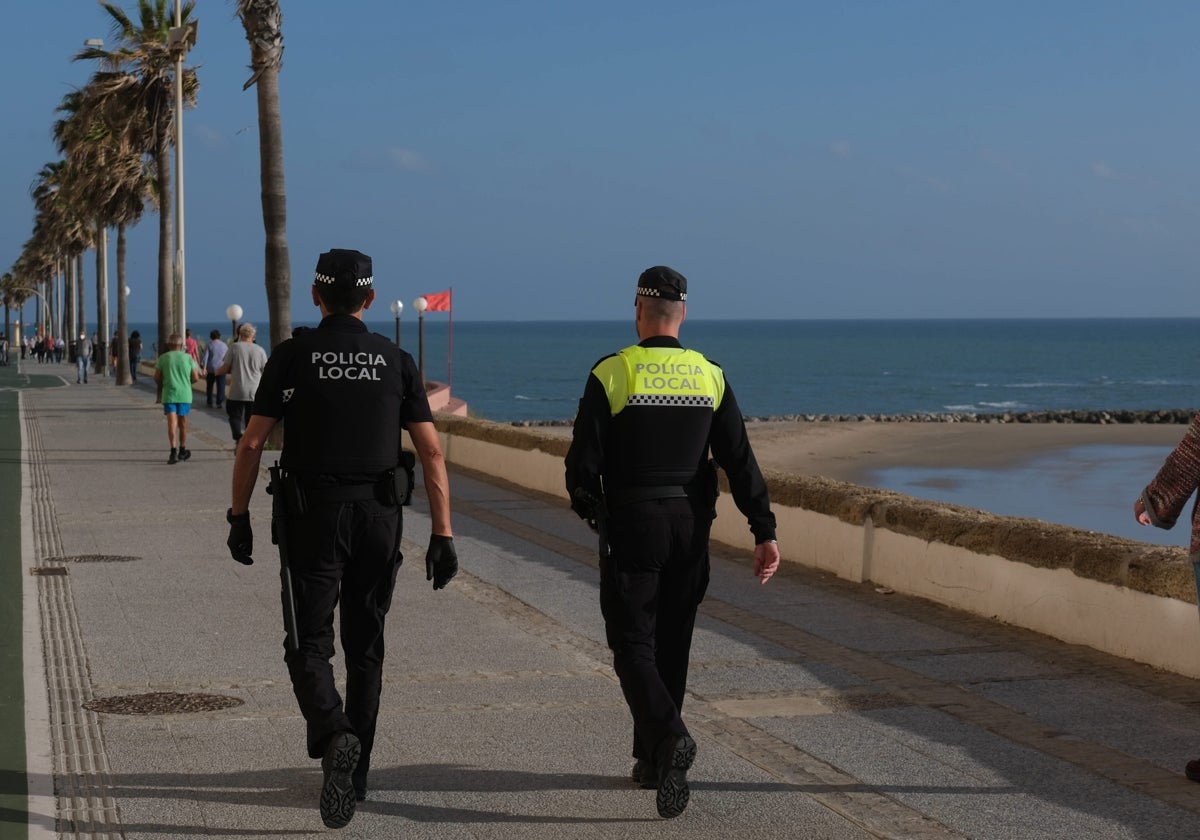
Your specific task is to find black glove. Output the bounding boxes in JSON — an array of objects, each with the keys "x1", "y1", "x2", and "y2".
[
  {"x1": 226, "y1": 508, "x2": 254, "y2": 565},
  {"x1": 425, "y1": 534, "x2": 458, "y2": 590}
]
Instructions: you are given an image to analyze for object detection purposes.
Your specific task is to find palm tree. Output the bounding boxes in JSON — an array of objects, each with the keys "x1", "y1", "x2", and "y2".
[
  {"x1": 237, "y1": 0, "x2": 291, "y2": 349},
  {"x1": 77, "y1": 0, "x2": 198, "y2": 357},
  {"x1": 13, "y1": 241, "x2": 57, "y2": 344},
  {"x1": 1, "y1": 272, "x2": 18, "y2": 343},
  {"x1": 55, "y1": 81, "x2": 150, "y2": 384},
  {"x1": 30, "y1": 160, "x2": 91, "y2": 347}
]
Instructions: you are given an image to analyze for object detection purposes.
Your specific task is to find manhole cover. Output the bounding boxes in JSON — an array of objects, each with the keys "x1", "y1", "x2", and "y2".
[
  {"x1": 49, "y1": 555, "x2": 141, "y2": 563},
  {"x1": 83, "y1": 692, "x2": 244, "y2": 715}
]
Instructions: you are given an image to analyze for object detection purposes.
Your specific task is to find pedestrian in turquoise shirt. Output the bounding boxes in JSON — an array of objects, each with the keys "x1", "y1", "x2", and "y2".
[{"x1": 154, "y1": 332, "x2": 201, "y2": 465}]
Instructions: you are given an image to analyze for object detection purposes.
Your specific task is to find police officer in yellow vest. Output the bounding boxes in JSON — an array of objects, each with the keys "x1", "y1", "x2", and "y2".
[{"x1": 565, "y1": 265, "x2": 781, "y2": 819}]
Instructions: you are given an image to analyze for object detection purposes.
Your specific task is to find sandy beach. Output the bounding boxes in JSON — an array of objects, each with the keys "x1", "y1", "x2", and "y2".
[
  {"x1": 741, "y1": 420, "x2": 1189, "y2": 485},
  {"x1": 540, "y1": 419, "x2": 1188, "y2": 485}
]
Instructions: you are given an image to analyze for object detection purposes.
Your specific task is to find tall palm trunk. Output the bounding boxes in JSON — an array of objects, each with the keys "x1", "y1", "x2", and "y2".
[
  {"x1": 116, "y1": 223, "x2": 131, "y2": 386},
  {"x1": 62, "y1": 259, "x2": 73, "y2": 347},
  {"x1": 239, "y1": 0, "x2": 291, "y2": 350},
  {"x1": 256, "y1": 63, "x2": 291, "y2": 350},
  {"x1": 76, "y1": 252, "x2": 86, "y2": 341},
  {"x1": 155, "y1": 130, "x2": 173, "y2": 358}
]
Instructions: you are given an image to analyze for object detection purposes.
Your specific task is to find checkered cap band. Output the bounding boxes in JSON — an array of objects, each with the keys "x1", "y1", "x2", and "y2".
[
  {"x1": 636, "y1": 285, "x2": 687, "y2": 301},
  {"x1": 627, "y1": 394, "x2": 713, "y2": 407},
  {"x1": 315, "y1": 271, "x2": 373, "y2": 287}
]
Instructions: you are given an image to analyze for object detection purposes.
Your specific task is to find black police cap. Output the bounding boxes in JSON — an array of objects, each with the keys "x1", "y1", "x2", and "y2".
[
  {"x1": 314, "y1": 249, "x2": 373, "y2": 289},
  {"x1": 636, "y1": 265, "x2": 687, "y2": 302}
]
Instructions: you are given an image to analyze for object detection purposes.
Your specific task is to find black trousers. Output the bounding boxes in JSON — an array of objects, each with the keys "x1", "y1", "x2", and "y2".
[
  {"x1": 206, "y1": 372, "x2": 226, "y2": 406},
  {"x1": 599, "y1": 497, "x2": 712, "y2": 762},
  {"x1": 226, "y1": 400, "x2": 253, "y2": 441},
  {"x1": 279, "y1": 496, "x2": 403, "y2": 773}
]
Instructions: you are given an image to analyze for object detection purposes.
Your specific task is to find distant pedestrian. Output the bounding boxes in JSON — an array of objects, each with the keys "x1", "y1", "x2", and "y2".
[
  {"x1": 54, "y1": 336, "x2": 64, "y2": 364},
  {"x1": 1134, "y1": 416, "x2": 1200, "y2": 784},
  {"x1": 202, "y1": 329, "x2": 228, "y2": 408},
  {"x1": 153, "y1": 333, "x2": 200, "y2": 464},
  {"x1": 128, "y1": 331, "x2": 143, "y2": 382},
  {"x1": 75, "y1": 332, "x2": 93, "y2": 384},
  {"x1": 565, "y1": 265, "x2": 780, "y2": 819},
  {"x1": 185, "y1": 328, "x2": 201, "y2": 366},
  {"x1": 214, "y1": 323, "x2": 267, "y2": 444}
]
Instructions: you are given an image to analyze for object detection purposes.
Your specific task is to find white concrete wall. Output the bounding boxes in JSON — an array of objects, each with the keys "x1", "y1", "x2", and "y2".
[{"x1": 432, "y1": 423, "x2": 1200, "y2": 679}]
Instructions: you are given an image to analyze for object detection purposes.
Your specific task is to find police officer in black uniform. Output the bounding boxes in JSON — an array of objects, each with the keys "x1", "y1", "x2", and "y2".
[
  {"x1": 565, "y1": 265, "x2": 781, "y2": 819},
  {"x1": 226, "y1": 248, "x2": 457, "y2": 829}
]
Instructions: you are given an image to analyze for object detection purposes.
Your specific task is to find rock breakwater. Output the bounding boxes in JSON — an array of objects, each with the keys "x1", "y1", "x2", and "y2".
[{"x1": 509, "y1": 408, "x2": 1197, "y2": 427}]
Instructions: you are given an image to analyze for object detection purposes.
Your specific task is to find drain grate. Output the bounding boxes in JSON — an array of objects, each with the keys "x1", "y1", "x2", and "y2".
[
  {"x1": 48, "y1": 554, "x2": 141, "y2": 563},
  {"x1": 83, "y1": 691, "x2": 245, "y2": 715},
  {"x1": 30, "y1": 567, "x2": 68, "y2": 576}
]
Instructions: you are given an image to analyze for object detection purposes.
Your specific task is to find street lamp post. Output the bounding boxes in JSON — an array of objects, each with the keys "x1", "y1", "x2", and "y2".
[
  {"x1": 413, "y1": 296, "x2": 428, "y2": 379},
  {"x1": 84, "y1": 38, "x2": 109, "y2": 376},
  {"x1": 168, "y1": 4, "x2": 197, "y2": 339},
  {"x1": 226, "y1": 304, "x2": 243, "y2": 340},
  {"x1": 389, "y1": 299, "x2": 403, "y2": 346}
]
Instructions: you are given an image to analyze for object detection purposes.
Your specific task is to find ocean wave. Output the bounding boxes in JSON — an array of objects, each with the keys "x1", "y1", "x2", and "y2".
[
  {"x1": 1002, "y1": 382, "x2": 1085, "y2": 389},
  {"x1": 977, "y1": 401, "x2": 1026, "y2": 410},
  {"x1": 514, "y1": 394, "x2": 567, "y2": 402}
]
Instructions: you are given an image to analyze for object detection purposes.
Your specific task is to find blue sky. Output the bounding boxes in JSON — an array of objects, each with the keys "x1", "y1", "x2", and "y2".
[{"x1": 4, "y1": 1, "x2": 1199, "y2": 325}]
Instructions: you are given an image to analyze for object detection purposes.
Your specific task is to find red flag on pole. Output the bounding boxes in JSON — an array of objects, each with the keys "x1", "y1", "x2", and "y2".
[{"x1": 422, "y1": 290, "x2": 452, "y2": 311}]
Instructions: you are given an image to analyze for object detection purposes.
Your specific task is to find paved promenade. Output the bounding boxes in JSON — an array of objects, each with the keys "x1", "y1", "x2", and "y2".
[{"x1": 4, "y1": 357, "x2": 1200, "y2": 838}]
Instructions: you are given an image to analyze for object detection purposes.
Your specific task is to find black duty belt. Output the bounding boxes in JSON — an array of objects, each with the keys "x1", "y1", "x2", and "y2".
[
  {"x1": 283, "y1": 474, "x2": 395, "y2": 507},
  {"x1": 304, "y1": 482, "x2": 385, "y2": 503},
  {"x1": 606, "y1": 485, "x2": 690, "y2": 508}
]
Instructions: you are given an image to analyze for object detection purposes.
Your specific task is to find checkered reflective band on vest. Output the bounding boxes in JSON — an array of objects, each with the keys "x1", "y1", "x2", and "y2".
[{"x1": 627, "y1": 393, "x2": 714, "y2": 407}]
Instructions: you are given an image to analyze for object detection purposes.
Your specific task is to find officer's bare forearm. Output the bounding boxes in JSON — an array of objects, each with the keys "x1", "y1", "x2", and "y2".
[
  {"x1": 422, "y1": 454, "x2": 453, "y2": 536},
  {"x1": 408, "y1": 421, "x2": 453, "y2": 536},
  {"x1": 231, "y1": 444, "x2": 264, "y2": 516},
  {"x1": 231, "y1": 415, "x2": 276, "y2": 515}
]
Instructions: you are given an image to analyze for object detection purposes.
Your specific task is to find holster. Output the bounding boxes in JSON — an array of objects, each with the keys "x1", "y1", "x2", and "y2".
[
  {"x1": 572, "y1": 487, "x2": 610, "y2": 560},
  {"x1": 393, "y1": 450, "x2": 416, "y2": 506}
]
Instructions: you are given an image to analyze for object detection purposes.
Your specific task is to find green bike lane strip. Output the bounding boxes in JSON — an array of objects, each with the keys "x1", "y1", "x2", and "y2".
[{"x1": 0, "y1": 362, "x2": 70, "y2": 840}]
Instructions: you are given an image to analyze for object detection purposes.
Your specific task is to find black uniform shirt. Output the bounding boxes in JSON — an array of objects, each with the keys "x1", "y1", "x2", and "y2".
[
  {"x1": 253, "y1": 314, "x2": 433, "y2": 474},
  {"x1": 566, "y1": 335, "x2": 777, "y2": 543}
]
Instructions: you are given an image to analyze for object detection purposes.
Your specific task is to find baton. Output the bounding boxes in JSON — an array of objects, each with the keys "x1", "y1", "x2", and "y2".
[{"x1": 268, "y1": 464, "x2": 301, "y2": 653}]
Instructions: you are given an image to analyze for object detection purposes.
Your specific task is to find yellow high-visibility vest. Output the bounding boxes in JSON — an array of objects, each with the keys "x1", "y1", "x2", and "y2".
[{"x1": 592, "y1": 344, "x2": 726, "y2": 417}]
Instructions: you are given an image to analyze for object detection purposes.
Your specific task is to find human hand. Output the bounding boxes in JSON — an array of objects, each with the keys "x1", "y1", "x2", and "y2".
[
  {"x1": 226, "y1": 508, "x2": 254, "y2": 565},
  {"x1": 425, "y1": 534, "x2": 458, "y2": 590},
  {"x1": 1134, "y1": 497, "x2": 1151, "y2": 526},
  {"x1": 754, "y1": 540, "x2": 780, "y2": 584}
]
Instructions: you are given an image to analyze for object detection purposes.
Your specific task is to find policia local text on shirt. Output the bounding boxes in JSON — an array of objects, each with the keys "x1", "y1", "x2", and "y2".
[
  {"x1": 565, "y1": 265, "x2": 781, "y2": 820},
  {"x1": 226, "y1": 248, "x2": 457, "y2": 830}
]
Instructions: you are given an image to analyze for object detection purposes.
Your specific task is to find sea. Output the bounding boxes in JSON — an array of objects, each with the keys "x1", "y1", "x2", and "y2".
[{"x1": 136, "y1": 317, "x2": 1200, "y2": 548}]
